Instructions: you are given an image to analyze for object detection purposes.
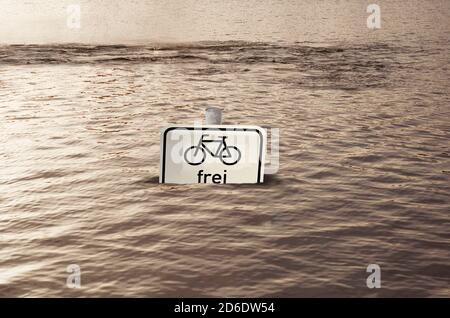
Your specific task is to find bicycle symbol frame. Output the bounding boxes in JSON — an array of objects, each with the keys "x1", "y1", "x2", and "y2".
[{"x1": 184, "y1": 134, "x2": 242, "y2": 166}]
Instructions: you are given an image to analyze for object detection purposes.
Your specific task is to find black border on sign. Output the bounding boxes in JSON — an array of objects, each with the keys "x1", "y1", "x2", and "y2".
[{"x1": 161, "y1": 127, "x2": 264, "y2": 184}]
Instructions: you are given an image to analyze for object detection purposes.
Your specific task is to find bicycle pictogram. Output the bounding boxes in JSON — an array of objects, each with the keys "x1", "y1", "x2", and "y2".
[{"x1": 184, "y1": 134, "x2": 242, "y2": 166}]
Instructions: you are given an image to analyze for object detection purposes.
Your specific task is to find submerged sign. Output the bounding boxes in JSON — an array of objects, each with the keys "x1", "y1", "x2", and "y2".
[{"x1": 160, "y1": 126, "x2": 266, "y2": 184}]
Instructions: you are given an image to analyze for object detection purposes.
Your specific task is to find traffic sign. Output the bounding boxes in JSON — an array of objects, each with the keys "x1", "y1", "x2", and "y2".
[{"x1": 160, "y1": 125, "x2": 266, "y2": 184}]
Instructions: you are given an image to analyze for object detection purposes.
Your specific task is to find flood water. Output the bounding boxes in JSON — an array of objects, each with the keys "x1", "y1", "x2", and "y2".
[{"x1": 0, "y1": 0, "x2": 449, "y2": 297}]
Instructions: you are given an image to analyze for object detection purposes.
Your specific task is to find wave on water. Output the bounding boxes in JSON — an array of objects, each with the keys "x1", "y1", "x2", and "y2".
[
  {"x1": 0, "y1": 35, "x2": 448, "y2": 297},
  {"x1": 0, "y1": 41, "x2": 401, "y2": 91},
  {"x1": 0, "y1": 41, "x2": 399, "y2": 65}
]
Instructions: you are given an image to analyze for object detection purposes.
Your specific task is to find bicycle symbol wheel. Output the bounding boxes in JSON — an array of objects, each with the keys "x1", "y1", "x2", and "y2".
[
  {"x1": 219, "y1": 146, "x2": 241, "y2": 165},
  {"x1": 184, "y1": 146, "x2": 206, "y2": 165}
]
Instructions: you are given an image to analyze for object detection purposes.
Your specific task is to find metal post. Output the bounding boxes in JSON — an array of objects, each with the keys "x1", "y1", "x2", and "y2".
[{"x1": 205, "y1": 107, "x2": 222, "y2": 125}]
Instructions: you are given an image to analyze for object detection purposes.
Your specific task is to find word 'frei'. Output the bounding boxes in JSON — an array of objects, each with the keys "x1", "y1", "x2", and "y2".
[{"x1": 197, "y1": 169, "x2": 227, "y2": 184}]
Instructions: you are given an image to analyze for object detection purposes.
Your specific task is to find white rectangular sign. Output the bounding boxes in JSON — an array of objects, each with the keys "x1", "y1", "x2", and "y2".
[{"x1": 160, "y1": 125, "x2": 266, "y2": 184}]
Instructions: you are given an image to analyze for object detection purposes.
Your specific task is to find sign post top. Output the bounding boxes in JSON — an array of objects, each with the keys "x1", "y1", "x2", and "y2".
[{"x1": 205, "y1": 107, "x2": 223, "y2": 125}]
